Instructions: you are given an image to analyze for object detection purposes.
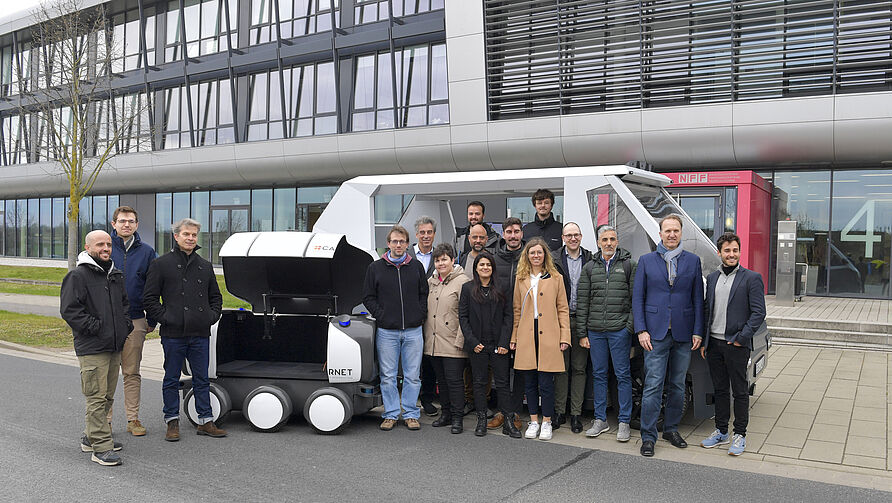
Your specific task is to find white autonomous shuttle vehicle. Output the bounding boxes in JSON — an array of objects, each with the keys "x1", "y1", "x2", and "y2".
[{"x1": 183, "y1": 165, "x2": 769, "y2": 433}]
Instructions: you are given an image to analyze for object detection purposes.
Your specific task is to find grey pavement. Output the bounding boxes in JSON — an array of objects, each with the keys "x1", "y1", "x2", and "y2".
[
  {"x1": 0, "y1": 292, "x2": 62, "y2": 317},
  {"x1": 1, "y1": 352, "x2": 889, "y2": 502}
]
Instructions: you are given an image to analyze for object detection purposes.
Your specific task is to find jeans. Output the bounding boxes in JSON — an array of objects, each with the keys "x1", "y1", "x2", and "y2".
[
  {"x1": 469, "y1": 350, "x2": 511, "y2": 415},
  {"x1": 78, "y1": 352, "x2": 121, "y2": 453},
  {"x1": 589, "y1": 329, "x2": 633, "y2": 423},
  {"x1": 523, "y1": 370, "x2": 556, "y2": 418},
  {"x1": 431, "y1": 356, "x2": 466, "y2": 418},
  {"x1": 640, "y1": 332, "x2": 691, "y2": 443},
  {"x1": 706, "y1": 339, "x2": 751, "y2": 436},
  {"x1": 376, "y1": 326, "x2": 424, "y2": 420},
  {"x1": 161, "y1": 336, "x2": 211, "y2": 424}
]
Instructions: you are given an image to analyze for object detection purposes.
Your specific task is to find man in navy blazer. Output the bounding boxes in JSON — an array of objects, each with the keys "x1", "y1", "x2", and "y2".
[
  {"x1": 633, "y1": 214, "x2": 704, "y2": 457},
  {"x1": 699, "y1": 232, "x2": 766, "y2": 456}
]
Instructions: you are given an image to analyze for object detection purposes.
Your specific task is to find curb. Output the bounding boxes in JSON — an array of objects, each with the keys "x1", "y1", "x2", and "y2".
[{"x1": 0, "y1": 340, "x2": 77, "y2": 360}]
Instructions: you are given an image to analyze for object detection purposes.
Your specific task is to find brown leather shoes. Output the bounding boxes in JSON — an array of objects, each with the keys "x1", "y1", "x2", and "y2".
[
  {"x1": 196, "y1": 421, "x2": 227, "y2": 438},
  {"x1": 514, "y1": 416, "x2": 523, "y2": 431},
  {"x1": 487, "y1": 412, "x2": 505, "y2": 430},
  {"x1": 405, "y1": 418, "x2": 421, "y2": 430},
  {"x1": 379, "y1": 418, "x2": 397, "y2": 431},
  {"x1": 165, "y1": 419, "x2": 180, "y2": 442}
]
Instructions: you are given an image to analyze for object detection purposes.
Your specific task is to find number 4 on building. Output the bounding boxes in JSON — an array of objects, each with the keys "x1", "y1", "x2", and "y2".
[{"x1": 840, "y1": 200, "x2": 881, "y2": 258}]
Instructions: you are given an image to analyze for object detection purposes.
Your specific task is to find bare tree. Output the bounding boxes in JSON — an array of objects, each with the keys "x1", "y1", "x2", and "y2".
[{"x1": 16, "y1": 0, "x2": 153, "y2": 268}]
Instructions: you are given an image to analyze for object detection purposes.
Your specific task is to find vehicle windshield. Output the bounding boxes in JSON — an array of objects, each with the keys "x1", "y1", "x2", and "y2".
[{"x1": 625, "y1": 181, "x2": 722, "y2": 274}]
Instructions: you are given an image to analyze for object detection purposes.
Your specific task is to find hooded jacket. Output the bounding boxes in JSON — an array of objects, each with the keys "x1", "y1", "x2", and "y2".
[
  {"x1": 423, "y1": 265, "x2": 470, "y2": 358},
  {"x1": 143, "y1": 243, "x2": 223, "y2": 338},
  {"x1": 454, "y1": 221, "x2": 499, "y2": 258},
  {"x1": 362, "y1": 252, "x2": 429, "y2": 330},
  {"x1": 110, "y1": 230, "x2": 156, "y2": 325},
  {"x1": 492, "y1": 238, "x2": 525, "y2": 299},
  {"x1": 60, "y1": 251, "x2": 133, "y2": 356},
  {"x1": 522, "y1": 213, "x2": 562, "y2": 251}
]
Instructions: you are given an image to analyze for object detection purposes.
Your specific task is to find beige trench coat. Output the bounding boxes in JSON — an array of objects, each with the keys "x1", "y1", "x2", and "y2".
[
  {"x1": 511, "y1": 272, "x2": 571, "y2": 372},
  {"x1": 423, "y1": 265, "x2": 471, "y2": 358}
]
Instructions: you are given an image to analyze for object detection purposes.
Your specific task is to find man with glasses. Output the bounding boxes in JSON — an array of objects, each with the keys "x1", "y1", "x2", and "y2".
[
  {"x1": 363, "y1": 225, "x2": 430, "y2": 431},
  {"x1": 109, "y1": 206, "x2": 156, "y2": 437},
  {"x1": 552, "y1": 222, "x2": 592, "y2": 432}
]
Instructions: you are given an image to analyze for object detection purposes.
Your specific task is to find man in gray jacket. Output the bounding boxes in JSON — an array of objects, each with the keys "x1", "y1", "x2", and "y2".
[{"x1": 61, "y1": 230, "x2": 133, "y2": 466}]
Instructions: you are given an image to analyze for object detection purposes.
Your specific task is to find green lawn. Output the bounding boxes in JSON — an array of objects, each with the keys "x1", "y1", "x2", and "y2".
[
  {"x1": 0, "y1": 310, "x2": 74, "y2": 348},
  {"x1": 0, "y1": 265, "x2": 250, "y2": 310}
]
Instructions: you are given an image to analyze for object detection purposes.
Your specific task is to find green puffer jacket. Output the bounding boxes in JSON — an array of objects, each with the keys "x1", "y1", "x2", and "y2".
[{"x1": 575, "y1": 247, "x2": 636, "y2": 339}]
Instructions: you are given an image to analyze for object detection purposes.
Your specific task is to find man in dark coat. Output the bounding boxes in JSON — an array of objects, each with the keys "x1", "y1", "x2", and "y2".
[
  {"x1": 61, "y1": 230, "x2": 133, "y2": 466},
  {"x1": 144, "y1": 218, "x2": 225, "y2": 442},
  {"x1": 699, "y1": 232, "x2": 766, "y2": 456},
  {"x1": 454, "y1": 201, "x2": 499, "y2": 257},
  {"x1": 522, "y1": 189, "x2": 562, "y2": 251},
  {"x1": 108, "y1": 205, "x2": 156, "y2": 437}
]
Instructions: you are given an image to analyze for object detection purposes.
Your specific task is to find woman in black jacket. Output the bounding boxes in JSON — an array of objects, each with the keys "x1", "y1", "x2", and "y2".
[{"x1": 459, "y1": 251, "x2": 522, "y2": 438}]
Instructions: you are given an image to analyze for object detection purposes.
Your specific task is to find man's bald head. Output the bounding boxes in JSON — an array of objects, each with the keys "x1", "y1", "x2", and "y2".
[
  {"x1": 84, "y1": 230, "x2": 112, "y2": 262},
  {"x1": 468, "y1": 223, "x2": 489, "y2": 253}
]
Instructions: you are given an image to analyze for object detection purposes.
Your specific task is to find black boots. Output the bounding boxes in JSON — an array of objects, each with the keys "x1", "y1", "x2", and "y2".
[
  {"x1": 475, "y1": 412, "x2": 487, "y2": 437},
  {"x1": 432, "y1": 412, "x2": 452, "y2": 428},
  {"x1": 451, "y1": 414, "x2": 463, "y2": 434},
  {"x1": 502, "y1": 412, "x2": 522, "y2": 439}
]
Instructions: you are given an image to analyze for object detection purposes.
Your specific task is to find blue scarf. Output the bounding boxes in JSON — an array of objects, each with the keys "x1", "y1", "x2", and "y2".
[
  {"x1": 385, "y1": 251, "x2": 408, "y2": 265},
  {"x1": 656, "y1": 242, "x2": 683, "y2": 286}
]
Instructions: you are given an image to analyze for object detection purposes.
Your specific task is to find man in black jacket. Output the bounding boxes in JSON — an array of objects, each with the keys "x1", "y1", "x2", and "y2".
[
  {"x1": 552, "y1": 222, "x2": 592, "y2": 432},
  {"x1": 699, "y1": 233, "x2": 766, "y2": 456},
  {"x1": 522, "y1": 189, "x2": 562, "y2": 251},
  {"x1": 454, "y1": 201, "x2": 499, "y2": 256},
  {"x1": 144, "y1": 218, "x2": 225, "y2": 442},
  {"x1": 61, "y1": 230, "x2": 133, "y2": 466},
  {"x1": 362, "y1": 224, "x2": 429, "y2": 431}
]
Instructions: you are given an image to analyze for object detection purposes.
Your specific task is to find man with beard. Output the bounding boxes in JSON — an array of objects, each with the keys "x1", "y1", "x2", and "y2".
[
  {"x1": 460, "y1": 223, "x2": 490, "y2": 279},
  {"x1": 61, "y1": 230, "x2": 133, "y2": 466},
  {"x1": 455, "y1": 201, "x2": 498, "y2": 256}
]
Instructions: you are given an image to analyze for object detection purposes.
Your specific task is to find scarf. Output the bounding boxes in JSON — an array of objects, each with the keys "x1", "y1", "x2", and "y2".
[
  {"x1": 656, "y1": 241, "x2": 683, "y2": 286},
  {"x1": 385, "y1": 251, "x2": 408, "y2": 265}
]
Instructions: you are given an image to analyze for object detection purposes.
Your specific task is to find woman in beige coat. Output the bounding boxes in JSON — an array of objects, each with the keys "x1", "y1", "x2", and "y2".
[
  {"x1": 424, "y1": 243, "x2": 471, "y2": 434},
  {"x1": 510, "y1": 237, "x2": 571, "y2": 440}
]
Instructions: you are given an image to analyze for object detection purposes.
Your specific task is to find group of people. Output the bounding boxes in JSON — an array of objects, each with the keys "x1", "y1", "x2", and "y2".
[
  {"x1": 60, "y1": 191, "x2": 766, "y2": 467},
  {"x1": 363, "y1": 190, "x2": 766, "y2": 458},
  {"x1": 61, "y1": 208, "x2": 226, "y2": 466}
]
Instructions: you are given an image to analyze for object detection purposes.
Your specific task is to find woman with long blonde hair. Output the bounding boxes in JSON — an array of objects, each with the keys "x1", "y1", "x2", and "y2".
[{"x1": 509, "y1": 237, "x2": 571, "y2": 440}]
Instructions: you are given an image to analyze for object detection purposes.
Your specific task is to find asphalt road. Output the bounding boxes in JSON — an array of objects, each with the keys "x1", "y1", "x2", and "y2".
[{"x1": 1, "y1": 353, "x2": 889, "y2": 503}]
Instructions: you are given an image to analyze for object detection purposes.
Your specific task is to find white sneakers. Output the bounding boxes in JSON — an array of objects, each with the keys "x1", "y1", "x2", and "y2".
[{"x1": 525, "y1": 420, "x2": 553, "y2": 440}]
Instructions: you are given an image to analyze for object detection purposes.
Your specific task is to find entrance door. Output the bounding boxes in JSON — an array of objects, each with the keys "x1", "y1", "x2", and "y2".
[
  {"x1": 210, "y1": 206, "x2": 249, "y2": 263},
  {"x1": 668, "y1": 190, "x2": 724, "y2": 244}
]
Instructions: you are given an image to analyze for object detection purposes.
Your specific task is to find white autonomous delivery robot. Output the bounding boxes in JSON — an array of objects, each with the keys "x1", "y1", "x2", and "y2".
[
  {"x1": 313, "y1": 165, "x2": 770, "y2": 425},
  {"x1": 181, "y1": 232, "x2": 380, "y2": 434}
]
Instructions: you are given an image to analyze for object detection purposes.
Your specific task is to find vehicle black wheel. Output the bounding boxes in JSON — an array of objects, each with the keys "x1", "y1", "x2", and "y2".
[{"x1": 303, "y1": 388, "x2": 354, "y2": 435}]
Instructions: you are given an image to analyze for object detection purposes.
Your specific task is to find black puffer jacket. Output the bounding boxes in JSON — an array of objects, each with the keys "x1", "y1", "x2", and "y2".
[
  {"x1": 60, "y1": 251, "x2": 133, "y2": 356},
  {"x1": 522, "y1": 213, "x2": 562, "y2": 251},
  {"x1": 362, "y1": 253, "x2": 429, "y2": 330},
  {"x1": 575, "y1": 247, "x2": 636, "y2": 340},
  {"x1": 143, "y1": 244, "x2": 222, "y2": 338},
  {"x1": 492, "y1": 238, "x2": 524, "y2": 299}
]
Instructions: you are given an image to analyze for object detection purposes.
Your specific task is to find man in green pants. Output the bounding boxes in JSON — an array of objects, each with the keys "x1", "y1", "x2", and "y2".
[{"x1": 61, "y1": 230, "x2": 133, "y2": 466}]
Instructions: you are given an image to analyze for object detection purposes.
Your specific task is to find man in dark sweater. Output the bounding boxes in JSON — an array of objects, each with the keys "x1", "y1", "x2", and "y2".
[
  {"x1": 522, "y1": 189, "x2": 562, "y2": 251},
  {"x1": 362, "y1": 224, "x2": 429, "y2": 431},
  {"x1": 61, "y1": 230, "x2": 133, "y2": 466}
]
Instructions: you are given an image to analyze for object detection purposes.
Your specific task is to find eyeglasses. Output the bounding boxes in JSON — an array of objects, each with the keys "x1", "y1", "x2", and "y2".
[
  {"x1": 563, "y1": 233, "x2": 581, "y2": 239},
  {"x1": 116, "y1": 219, "x2": 137, "y2": 225},
  {"x1": 389, "y1": 239, "x2": 407, "y2": 245}
]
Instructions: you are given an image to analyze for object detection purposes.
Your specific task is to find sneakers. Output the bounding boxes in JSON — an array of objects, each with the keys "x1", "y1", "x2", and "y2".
[
  {"x1": 165, "y1": 419, "x2": 180, "y2": 442},
  {"x1": 91, "y1": 450, "x2": 122, "y2": 466},
  {"x1": 617, "y1": 422, "x2": 631, "y2": 443},
  {"x1": 728, "y1": 434, "x2": 746, "y2": 456},
  {"x1": 539, "y1": 421, "x2": 553, "y2": 441},
  {"x1": 196, "y1": 421, "x2": 227, "y2": 437},
  {"x1": 585, "y1": 419, "x2": 610, "y2": 438},
  {"x1": 524, "y1": 421, "x2": 540, "y2": 439},
  {"x1": 421, "y1": 401, "x2": 439, "y2": 417},
  {"x1": 700, "y1": 429, "x2": 731, "y2": 449},
  {"x1": 80, "y1": 435, "x2": 122, "y2": 452},
  {"x1": 127, "y1": 420, "x2": 146, "y2": 436},
  {"x1": 379, "y1": 418, "x2": 397, "y2": 431},
  {"x1": 405, "y1": 418, "x2": 421, "y2": 430}
]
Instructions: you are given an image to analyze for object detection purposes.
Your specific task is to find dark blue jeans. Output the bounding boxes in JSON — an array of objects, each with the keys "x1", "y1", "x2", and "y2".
[
  {"x1": 588, "y1": 329, "x2": 633, "y2": 423},
  {"x1": 640, "y1": 333, "x2": 691, "y2": 443},
  {"x1": 161, "y1": 336, "x2": 210, "y2": 423},
  {"x1": 523, "y1": 370, "x2": 556, "y2": 418}
]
